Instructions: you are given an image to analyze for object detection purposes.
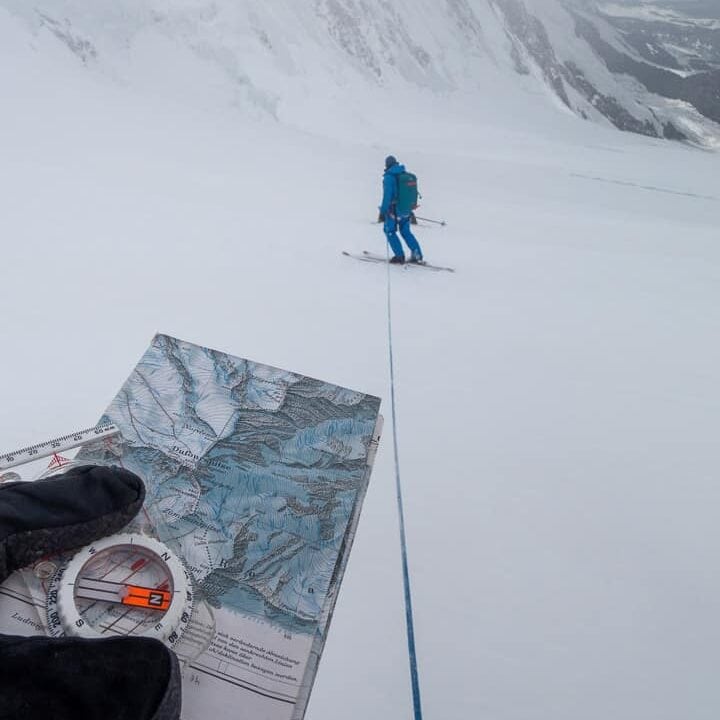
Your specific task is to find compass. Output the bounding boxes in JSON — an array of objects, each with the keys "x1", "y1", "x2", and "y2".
[{"x1": 46, "y1": 533, "x2": 193, "y2": 648}]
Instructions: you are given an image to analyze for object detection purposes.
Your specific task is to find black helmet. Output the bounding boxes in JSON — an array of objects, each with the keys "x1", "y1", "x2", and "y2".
[{"x1": 385, "y1": 155, "x2": 398, "y2": 170}]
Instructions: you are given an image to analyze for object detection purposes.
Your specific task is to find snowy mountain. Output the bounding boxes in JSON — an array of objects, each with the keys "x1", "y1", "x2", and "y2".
[
  {"x1": 580, "y1": 2, "x2": 720, "y2": 129},
  {"x1": 486, "y1": 0, "x2": 720, "y2": 141},
  {"x1": 1, "y1": 0, "x2": 718, "y2": 145},
  {"x1": 596, "y1": 1, "x2": 720, "y2": 74},
  {"x1": 489, "y1": 0, "x2": 720, "y2": 142},
  {"x1": 2, "y1": 3, "x2": 720, "y2": 720}
]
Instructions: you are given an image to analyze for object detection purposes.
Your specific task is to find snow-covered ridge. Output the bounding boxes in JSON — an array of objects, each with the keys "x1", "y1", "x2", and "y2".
[
  {"x1": 1, "y1": 0, "x2": 718, "y2": 145},
  {"x1": 599, "y1": 2, "x2": 720, "y2": 29}
]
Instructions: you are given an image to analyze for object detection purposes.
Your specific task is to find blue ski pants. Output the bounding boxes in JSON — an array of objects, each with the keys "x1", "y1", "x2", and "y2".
[{"x1": 384, "y1": 213, "x2": 422, "y2": 259}]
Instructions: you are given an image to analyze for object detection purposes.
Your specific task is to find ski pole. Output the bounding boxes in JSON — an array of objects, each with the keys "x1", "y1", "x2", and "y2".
[{"x1": 414, "y1": 216, "x2": 446, "y2": 227}]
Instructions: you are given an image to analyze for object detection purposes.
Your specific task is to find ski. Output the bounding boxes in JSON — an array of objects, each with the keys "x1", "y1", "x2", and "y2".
[{"x1": 343, "y1": 250, "x2": 455, "y2": 273}]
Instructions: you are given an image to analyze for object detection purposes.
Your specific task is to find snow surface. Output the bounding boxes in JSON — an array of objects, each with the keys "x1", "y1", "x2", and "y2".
[{"x1": 2, "y1": 5, "x2": 720, "y2": 720}]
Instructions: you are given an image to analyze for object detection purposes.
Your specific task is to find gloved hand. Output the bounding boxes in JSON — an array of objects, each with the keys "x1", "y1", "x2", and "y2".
[{"x1": 0, "y1": 465, "x2": 181, "y2": 720}]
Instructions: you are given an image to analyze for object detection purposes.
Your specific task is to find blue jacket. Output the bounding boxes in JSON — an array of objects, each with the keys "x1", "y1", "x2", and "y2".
[{"x1": 380, "y1": 164, "x2": 407, "y2": 216}]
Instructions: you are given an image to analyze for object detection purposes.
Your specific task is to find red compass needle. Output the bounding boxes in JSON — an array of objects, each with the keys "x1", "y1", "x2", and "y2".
[
  {"x1": 122, "y1": 584, "x2": 171, "y2": 611},
  {"x1": 75, "y1": 577, "x2": 171, "y2": 611}
]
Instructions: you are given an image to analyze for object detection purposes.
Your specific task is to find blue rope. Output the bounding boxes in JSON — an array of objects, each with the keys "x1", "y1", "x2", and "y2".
[{"x1": 385, "y1": 243, "x2": 424, "y2": 720}]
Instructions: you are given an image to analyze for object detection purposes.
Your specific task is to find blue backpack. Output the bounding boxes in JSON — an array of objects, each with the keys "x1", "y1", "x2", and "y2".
[{"x1": 395, "y1": 171, "x2": 419, "y2": 215}]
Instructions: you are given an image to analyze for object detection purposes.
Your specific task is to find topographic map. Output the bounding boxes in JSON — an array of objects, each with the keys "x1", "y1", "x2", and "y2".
[{"x1": 75, "y1": 334, "x2": 383, "y2": 719}]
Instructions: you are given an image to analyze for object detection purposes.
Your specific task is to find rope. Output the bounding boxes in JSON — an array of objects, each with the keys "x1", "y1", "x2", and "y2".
[{"x1": 385, "y1": 241, "x2": 424, "y2": 720}]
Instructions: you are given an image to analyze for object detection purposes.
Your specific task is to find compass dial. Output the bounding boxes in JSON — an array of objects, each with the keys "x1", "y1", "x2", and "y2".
[{"x1": 46, "y1": 533, "x2": 193, "y2": 647}]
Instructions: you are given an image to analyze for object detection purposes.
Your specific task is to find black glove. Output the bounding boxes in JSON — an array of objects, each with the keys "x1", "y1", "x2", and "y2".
[{"x1": 0, "y1": 466, "x2": 181, "y2": 720}]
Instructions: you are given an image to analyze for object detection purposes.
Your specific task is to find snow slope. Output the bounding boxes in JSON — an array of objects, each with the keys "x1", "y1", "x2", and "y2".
[
  {"x1": 2, "y1": 5, "x2": 720, "y2": 720},
  {"x1": 2, "y1": 0, "x2": 719, "y2": 144}
]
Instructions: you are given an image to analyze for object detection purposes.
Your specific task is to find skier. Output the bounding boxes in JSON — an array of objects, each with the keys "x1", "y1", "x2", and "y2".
[{"x1": 379, "y1": 156, "x2": 424, "y2": 264}]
